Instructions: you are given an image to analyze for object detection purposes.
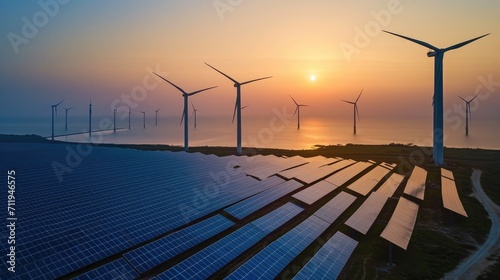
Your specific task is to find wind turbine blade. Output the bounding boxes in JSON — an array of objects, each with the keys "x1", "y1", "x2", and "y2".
[
  {"x1": 153, "y1": 72, "x2": 187, "y2": 95},
  {"x1": 356, "y1": 104, "x2": 360, "y2": 121},
  {"x1": 468, "y1": 104, "x2": 472, "y2": 122},
  {"x1": 191, "y1": 110, "x2": 195, "y2": 118},
  {"x1": 55, "y1": 99, "x2": 65, "y2": 106},
  {"x1": 290, "y1": 95, "x2": 299, "y2": 106},
  {"x1": 470, "y1": 91, "x2": 480, "y2": 102},
  {"x1": 232, "y1": 102, "x2": 237, "y2": 124},
  {"x1": 457, "y1": 95, "x2": 467, "y2": 103},
  {"x1": 204, "y1": 63, "x2": 239, "y2": 84},
  {"x1": 383, "y1": 30, "x2": 438, "y2": 51},
  {"x1": 191, "y1": 101, "x2": 195, "y2": 111},
  {"x1": 356, "y1": 88, "x2": 363, "y2": 103},
  {"x1": 180, "y1": 108, "x2": 185, "y2": 126},
  {"x1": 293, "y1": 106, "x2": 298, "y2": 117},
  {"x1": 444, "y1": 33, "x2": 490, "y2": 52},
  {"x1": 240, "y1": 76, "x2": 272, "y2": 85},
  {"x1": 241, "y1": 105, "x2": 249, "y2": 110},
  {"x1": 188, "y1": 85, "x2": 218, "y2": 96},
  {"x1": 341, "y1": 100, "x2": 355, "y2": 105}
]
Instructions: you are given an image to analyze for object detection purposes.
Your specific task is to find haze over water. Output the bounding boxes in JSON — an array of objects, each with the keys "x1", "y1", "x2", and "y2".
[{"x1": 1, "y1": 115, "x2": 498, "y2": 150}]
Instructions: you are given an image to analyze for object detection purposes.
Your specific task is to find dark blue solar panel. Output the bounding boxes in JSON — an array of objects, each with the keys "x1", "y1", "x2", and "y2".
[
  {"x1": 293, "y1": 232, "x2": 358, "y2": 280},
  {"x1": 251, "y1": 203, "x2": 303, "y2": 233},
  {"x1": 156, "y1": 224, "x2": 264, "y2": 279},
  {"x1": 0, "y1": 143, "x2": 279, "y2": 279},
  {"x1": 224, "y1": 180, "x2": 303, "y2": 219},
  {"x1": 73, "y1": 258, "x2": 138, "y2": 280},
  {"x1": 156, "y1": 202, "x2": 303, "y2": 279},
  {"x1": 226, "y1": 215, "x2": 330, "y2": 279},
  {"x1": 123, "y1": 214, "x2": 234, "y2": 273}
]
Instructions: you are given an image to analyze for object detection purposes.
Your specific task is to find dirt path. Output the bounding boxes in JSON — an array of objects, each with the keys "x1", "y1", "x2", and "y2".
[{"x1": 443, "y1": 169, "x2": 500, "y2": 280}]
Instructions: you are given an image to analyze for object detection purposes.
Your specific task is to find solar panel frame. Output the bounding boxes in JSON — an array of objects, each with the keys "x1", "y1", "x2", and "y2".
[
  {"x1": 441, "y1": 176, "x2": 468, "y2": 217},
  {"x1": 375, "y1": 173, "x2": 405, "y2": 198},
  {"x1": 292, "y1": 180, "x2": 339, "y2": 205}
]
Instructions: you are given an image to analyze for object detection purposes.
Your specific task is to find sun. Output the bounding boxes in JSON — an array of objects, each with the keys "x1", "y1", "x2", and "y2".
[{"x1": 310, "y1": 75, "x2": 316, "y2": 81}]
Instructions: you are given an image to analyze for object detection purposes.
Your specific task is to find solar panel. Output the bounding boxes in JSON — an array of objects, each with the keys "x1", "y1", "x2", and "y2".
[
  {"x1": 375, "y1": 173, "x2": 405, "y2": 198},
  {"x1": 278, "y1": 158, "x2": 350, "y2": 184},
  {"x1": 73, "y1": 258, "x2": 138, "y2": 280},
  {"x1": 325, "y1": 161, "x2": 373, "y2": 187},
  {"x1": 380, "y1": 197, "x2": 419, "y2": 250},
  {"x1": 313, "y1": 191, "x2": 357, "y2": 224},
  {"x1": 0, "y1": 143, "x2": 288, "y2": 279},
  {"x1": 345, "y1": 191, "x2": 388, "y2": 234},
  {"x1": 293, "y1": 231, "x2": 358, "y2": 280},
  {"x1": 224, "y1": 180, "x2": 303, "y2": 219},
  {"x1": 123, "y1": 214, "x2": 234, "y2": 273},
  {"x1": 251, "y1": 203, "x2": 304, "y2": 233},
  {"x1": 441, "y1": 168, "x2": 454, "y2": 180},
  {"x1": 292, "y1": 180, "x2": 339, "y2": 205},
  {"x1": 156, "y1": 203, "x2": 303, "y2": 279},
  {"x1": 441, "y1": 176, "x2": 468, "y2": 217},
  {"x1": 242, "y1": 155, "x2": 308, "y2": 179},
  {"x1": 347, "y1": 165, "x2": 392, "y2": 196},
  {"x1": 225, "y1": 215, "x2": 330, "y2": 280},
  {"x1": 403, "y1": 166, "x2": 427, "y2": 200}
]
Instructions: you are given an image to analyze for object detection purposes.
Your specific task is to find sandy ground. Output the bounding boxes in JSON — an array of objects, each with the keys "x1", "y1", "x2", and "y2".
[{"x1": 443, "y1": 169, "x2": 500, "y2": 280}]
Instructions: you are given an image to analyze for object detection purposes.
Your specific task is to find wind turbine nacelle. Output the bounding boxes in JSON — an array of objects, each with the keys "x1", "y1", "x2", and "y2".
[
  {"x1": 427, "y1": 50, "x2": 437, "y2": 57},
  {"x1": 233, "y1": 83, "x2": 238, "y2": 87}
]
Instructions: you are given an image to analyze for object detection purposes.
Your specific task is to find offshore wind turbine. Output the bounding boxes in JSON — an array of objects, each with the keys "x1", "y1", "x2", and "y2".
[
  {"x1": 155, "y1": 108, "x2": 161, "y2": 126},
  {"x1": 63, "y1": 106, "x2": 75, "y2": 131},
  {"x1": 290, "y1": 95, "x2": 308, "y2": 129},
  {"x1": 88, "y1": 99, "x2": 92, "y2": 138},
  {"x1": 153, "y1": 72, "x2": 217, "y2": 152},
  {"x1": 384, "y1": 30, "x2": 489, "y2": 165},
  {"x1": 51, "y1": 99, "x2": 64, "y2": 140},
  {"x1": 140, "y1": 106, "x2": 149, "y2": 129},
  {"x1": 458, "y1": 92, "x2": 480, "y2": 136},
  {"x1": 341, "y1": 89, "x2": 362, "y2": 134},
  {"x1": 128, "y1": 106, "x2": 132, "y2": 129},
  {"x1": 205, "y1": 62, "x2": 272, "y2": 155},
  {"x1": 191, "y1": 102, "x2": 198, "y2": 128},
  {"x1": 113, "y1": 107, "x2": 117, "y2": 133},
  {"x1": 231, "y1": 100, "x2": 248, "y2": 123}
]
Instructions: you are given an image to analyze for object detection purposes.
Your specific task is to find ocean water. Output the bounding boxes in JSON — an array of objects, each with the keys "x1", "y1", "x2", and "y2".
[{"x1": 1, "y1": 114, "x2": 499, "y2": 150}]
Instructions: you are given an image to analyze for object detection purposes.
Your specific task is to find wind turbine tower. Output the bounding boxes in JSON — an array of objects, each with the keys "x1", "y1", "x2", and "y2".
[
  {"x1": 51, "y1": 99, "x2": 64, "y2": 140},
  {"x1": 341, "y1": 89, "x2": 363, "y2": 134},
  {"x1": 290, "y1": 95, "x2": 308, "y2": 129},
  {"x1": 155, "y1": 108, "x2": 161, "y2": 126},
  {"x1": 113, "y1": 107, "x2": 117, "y2": 133},
  {"x1": 88, "y1": 99, "x2": 92, "y2": 138},
  {"x1": 191, "y1": 102, "x2": 198, "y2": 128},
  {"x1": 384, "y1": 30, "x2": 489, "y2": 165},
  {"x1": 458, "y1": 92, "x2": 480, "y2": 136},
  {"x1": 205, "y1": 62, "x2": 272, "y2": 155},
  {"x1": 63, "y1": 106, "x2": 74, "y2": 131},
  {"x1": 154, "y1": 72, "x2": 217, "y2": 152},
  {"x1": 140, "y1": 107, "x2": 149, "y2": 129}
]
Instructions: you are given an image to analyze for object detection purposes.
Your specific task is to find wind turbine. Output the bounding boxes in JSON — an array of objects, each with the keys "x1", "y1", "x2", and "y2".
[
  {"x1": 63, "y1": 106, "x2": 75, "y2": 131},
  {"x1": 88, "y1": 99, "x2": 92, "y2": 138},
  {"x1": 113, "y1": 107, "x2": 117, "y2": 133},
  {"x1": 128, "y1": 106, "x2": 132, "y2": 130},
  {"x1": 153, "y1": 72, "x2": 217, "y2": 151},
  {"x1": 155, "y1": 108, "x2": 161, "y2": 126},
  {"x1": 290, "y1": 95, "x2": 308, "y2": 129},
  {"x1": 341, "y1": 89, "x2": 363, "y2": 134},
  {"x1": 140, "y1": 106, "x2": 149, "y2": 129},
  {"x1": 458, "y1": 92, "x2": 480, "y2": 136},
  {"x1": 205, "y1": 62, "x2": 272, "y2": 155},
  {"x1": 384, "y1": 30, "x2": 489, "y2": 165},
  {"x1": 51, "y1": 99, "x2": 64, "y2": 140},
  {"x1": 191, "y1": 102, "x2": 198, "y2": 128}
]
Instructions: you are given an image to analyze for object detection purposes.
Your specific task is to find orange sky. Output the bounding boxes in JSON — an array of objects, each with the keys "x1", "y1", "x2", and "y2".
[{"x1": 1, "y1": 0, "x2": 499, "y2": 120}]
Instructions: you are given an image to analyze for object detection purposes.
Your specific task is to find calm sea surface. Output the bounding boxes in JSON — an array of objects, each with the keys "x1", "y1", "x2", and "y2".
[{"x1": 1, "y1": 115, "x2": 499, "y2": 150}]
